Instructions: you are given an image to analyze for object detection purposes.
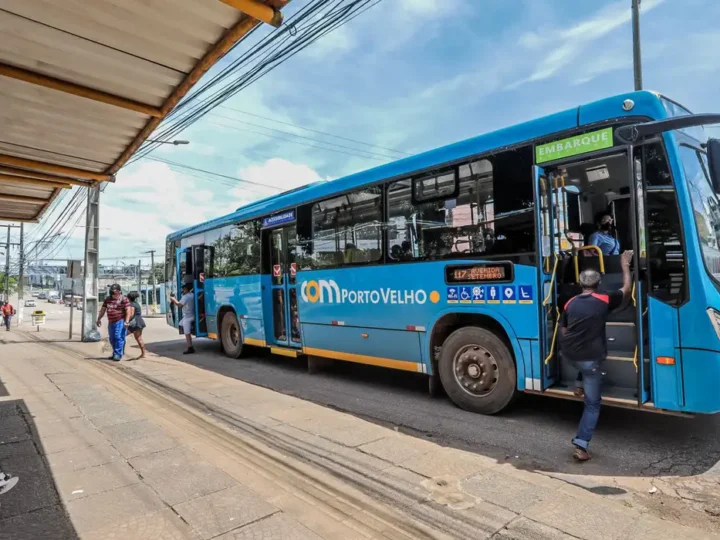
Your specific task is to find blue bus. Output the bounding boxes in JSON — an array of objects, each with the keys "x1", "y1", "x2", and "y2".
[{"x1": 166, "y1": 90, "x2": 720, "y2": 416}]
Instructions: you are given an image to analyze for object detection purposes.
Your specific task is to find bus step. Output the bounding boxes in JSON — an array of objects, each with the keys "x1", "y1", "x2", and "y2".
[{"x1": 269, "y1": 346, "x2": 304, "y2": 358}]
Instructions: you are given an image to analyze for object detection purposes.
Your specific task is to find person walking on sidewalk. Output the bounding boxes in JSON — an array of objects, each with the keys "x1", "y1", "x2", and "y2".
[
  {"x1": 560, "y1": 250, "x2": 633, "y2": 462},
  {"x1": 2, "y1": 301, "x2": 15, "y2": 331},
  {"x1": 169, "y1": 284, "x2": 195, "y2": 355},
  {"x1": 97, "y1": 284, "x2": 132, "y2": 361},
  {"x1": 126, "y1": 291, "x2": 147, "y2": 359}
]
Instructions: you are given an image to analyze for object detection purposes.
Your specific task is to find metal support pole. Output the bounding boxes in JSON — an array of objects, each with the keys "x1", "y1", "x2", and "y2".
[
  {"x1": 18, "y1": 223, "x2": 23, "y2": 326},
  {"x1": 69, "y1": 278, "x2": 75, "y2": 339},
  {"x1": 632, "y1": 0, "x2": 643, "y2": 91},
  {"x1": 82, "y1": 185, "x2": 100, "y2": 341},
  {"x1": 4, "y1": 226, "x2": 10, "y2": 302},
  {"x1": 146, "y1": 250, "x2": 157, "y2": 314}
]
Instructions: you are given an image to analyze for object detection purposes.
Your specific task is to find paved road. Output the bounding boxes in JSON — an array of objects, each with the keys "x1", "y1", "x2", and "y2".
[{"x1": 139, "y1": 321, "x2": 720, "y2": 480}]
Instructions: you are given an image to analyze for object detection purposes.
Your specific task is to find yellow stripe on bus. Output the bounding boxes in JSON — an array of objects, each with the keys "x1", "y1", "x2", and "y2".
[
  {"x1": 244, "y1": 337, "x2": 266, "y2": 347},
  {"x1": 303, "y1": 347, "x2": 422, "y2": 373}
]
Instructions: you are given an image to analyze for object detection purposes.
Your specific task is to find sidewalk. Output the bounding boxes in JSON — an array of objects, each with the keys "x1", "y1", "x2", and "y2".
[{"x1": 1, "y1": 327, "x2": 718, "y2": 539}]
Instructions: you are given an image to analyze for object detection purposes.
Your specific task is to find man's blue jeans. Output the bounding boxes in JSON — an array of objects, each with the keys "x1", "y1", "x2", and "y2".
[
  {"x1": 108, "y1": 321, "x2": 126, "y2": 359},
  {"x1": 572, "y1": 360, "x2": 603, "y2": 450}
]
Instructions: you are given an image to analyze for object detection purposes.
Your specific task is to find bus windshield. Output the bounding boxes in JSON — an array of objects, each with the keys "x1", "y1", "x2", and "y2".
[{"x1": 679, "y1": 144, "x2": 720, "y2": 281}]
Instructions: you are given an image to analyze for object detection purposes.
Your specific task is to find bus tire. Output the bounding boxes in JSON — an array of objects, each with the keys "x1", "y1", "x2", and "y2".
[
  {"x1": 220, "y1": 313, "x2": 243, "y2": 359},
  {"x1": 438, "y1": 326, "x2": 516, "y2": 415}
]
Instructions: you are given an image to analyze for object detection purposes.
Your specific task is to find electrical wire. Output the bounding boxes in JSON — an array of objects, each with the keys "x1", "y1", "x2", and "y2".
[
  {"x1": 217, "y1": 105, "x2": 409, "y2": 156},
  {"x1": 129, "y1": 0, "x2": 385, "y2": 165},
  {"x1": 207, "y1": 113, "x2": 400, "y2": 160},
  {"x1": 145, "y1": 156, "x2": 283, "y2": 193}
]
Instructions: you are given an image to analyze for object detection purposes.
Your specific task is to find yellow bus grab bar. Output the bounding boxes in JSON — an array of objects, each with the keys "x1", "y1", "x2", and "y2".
[{"x1": 573, "y1": 245, "x2": 605, "y2": 282}]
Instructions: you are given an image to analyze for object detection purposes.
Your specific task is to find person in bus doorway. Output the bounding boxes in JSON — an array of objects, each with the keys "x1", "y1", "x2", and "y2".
[
  {"x1": 126, "y1": 291, "x2": 147, "y2": 359},
  {"x1": 588, "y1": 212, "x2": 620, "y2": 256},
  {"x1": 97, "y1": 284, "x2": 132, "y2": 361},
  {"x1": 2, "y1": 301, "x2": 15, "y2": 331},
  {"x1": 560, "y1": 250, "x2": 633, "y2": 462},
  {"x1": 170, "y1": 284, "x2": 195, "y2": 354}
]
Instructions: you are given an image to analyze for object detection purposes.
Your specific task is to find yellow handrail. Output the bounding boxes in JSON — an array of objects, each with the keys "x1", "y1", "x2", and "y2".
[
  {"x1": 543, "y1": 254, "x2": 559, "y2": 306},
  {"x1": 573, "y1": 245, "x2": 605, "y2": 282},
  {"x1": 545, "y1": 307, "x2": 561, "y2": 365}
]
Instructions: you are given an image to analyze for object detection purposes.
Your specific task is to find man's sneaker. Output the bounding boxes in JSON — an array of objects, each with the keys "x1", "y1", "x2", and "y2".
[
  {"x1": 0, "y1": 473, "x2": 19, "y2": 495},
  {"x1": 573, "y1": 446, "x2": 591, "y2": 462},
  {"x1": 112, "y1": 356, "x2": 122, "y2": 362},
  {"x1": 183, "y1": 347, "x2": 196, "y2": 355}
]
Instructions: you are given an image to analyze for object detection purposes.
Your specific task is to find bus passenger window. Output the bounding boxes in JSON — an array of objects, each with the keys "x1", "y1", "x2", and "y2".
[
  {"x1": 387, "y1": 146, "x2": 535, "y2": 261},
  {"x1": 308, "y1": 187, "x2": 383, "y2": 268}
]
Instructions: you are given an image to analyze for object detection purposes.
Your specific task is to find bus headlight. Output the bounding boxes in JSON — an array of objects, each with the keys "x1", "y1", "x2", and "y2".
[{"x1": 708, "y1": 308, "x2": 720, "y2": 340}]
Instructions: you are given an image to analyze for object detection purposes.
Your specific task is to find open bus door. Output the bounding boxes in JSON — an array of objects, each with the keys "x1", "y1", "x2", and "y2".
[
  {"x1": 174, "y1": 245, "x2": 213, "y2": 337},
  {"x1": 535, "y1": 165, "x2": 559, "y2": 390},
  {"x1": 262, "y1": 225, "x2": 302, "y2": 349},
  {"x1": 174, "y1": 247, "x2": 189, "y2": 333},
  {"x1": 191, "y1": 245, "x2": 213, "y2": 338}
]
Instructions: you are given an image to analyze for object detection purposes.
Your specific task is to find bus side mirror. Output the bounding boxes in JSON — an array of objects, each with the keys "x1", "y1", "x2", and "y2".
[{"x1": 707, "y1": 138, "x2": 720, "y2": 193}]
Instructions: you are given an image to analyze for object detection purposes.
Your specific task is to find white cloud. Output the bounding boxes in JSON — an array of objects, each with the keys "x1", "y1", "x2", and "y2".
[
  {"x1": 515, "y1": 0, "x2": 666, "y2": 86},
  {"x1": 231, "y1": 158, "x2": 327, "y2": 200}
]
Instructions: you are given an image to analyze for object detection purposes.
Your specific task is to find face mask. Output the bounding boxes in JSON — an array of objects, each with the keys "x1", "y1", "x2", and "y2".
[{"x1": 601, "y1": 222, "x2": 612, "y2": 231}]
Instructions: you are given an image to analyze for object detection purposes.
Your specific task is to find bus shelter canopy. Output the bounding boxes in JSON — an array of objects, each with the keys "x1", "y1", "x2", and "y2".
[{"x1": 0, "y1": 0, "x2": 287, "y2": 222}]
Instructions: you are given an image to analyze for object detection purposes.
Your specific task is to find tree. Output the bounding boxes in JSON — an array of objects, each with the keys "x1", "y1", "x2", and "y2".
[{"x1": 0, "y1": 273, "x2": 18, "y2": 297}]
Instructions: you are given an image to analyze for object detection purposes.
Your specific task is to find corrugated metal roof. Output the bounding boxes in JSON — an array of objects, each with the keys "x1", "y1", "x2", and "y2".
[{"x1": 0, "y1": 0, "x2": 289, "y2": 222}]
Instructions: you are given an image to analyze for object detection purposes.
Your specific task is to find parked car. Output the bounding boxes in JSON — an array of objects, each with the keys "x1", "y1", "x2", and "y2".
[
  {"x1": 48, "y1": 297, "x2": 58, "y2": 304},
  {"x1": 38, "y1": 293, "x2": 47, "y2": 300},
  {"x1": 31, "y1": 292, "x2": 39, "y2": 298},
  {"x1": 24, "y1": 299, "x2": 36, "y2": 307}
]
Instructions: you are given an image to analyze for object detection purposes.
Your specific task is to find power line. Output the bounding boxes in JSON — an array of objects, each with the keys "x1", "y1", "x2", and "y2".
[
  {"x1": 208, "y1": 112, "x2": 399, "y2": 160},
  {"x1": 144, "y1": 156, "x2": 284, "y2": 193},
  {"x1": 217, "y1": 105, "x2": 409, "y2": 156},
  {"x1": 130, "y1": 0, "x2": 386, "y2": 165},
  {"x1": 206, "y1": 119, "x2": 388, "y2": 161}
]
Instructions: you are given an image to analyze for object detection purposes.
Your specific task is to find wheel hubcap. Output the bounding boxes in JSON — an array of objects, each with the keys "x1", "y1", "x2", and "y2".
[
  {"x1": 229, "y1": 323, "x2": 239, "y2": 347},
  {"x1": 453, "y1": 344, "x2": 499, "y2": 397}
]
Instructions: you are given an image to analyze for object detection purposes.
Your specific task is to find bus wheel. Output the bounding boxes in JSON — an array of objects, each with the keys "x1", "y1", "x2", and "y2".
[
  {"x1": 438, "y1": 327, "x2": 516, "y2": 414},
  {"x1": 220, "y1": 313, "x2": 243, "y2": 359}
]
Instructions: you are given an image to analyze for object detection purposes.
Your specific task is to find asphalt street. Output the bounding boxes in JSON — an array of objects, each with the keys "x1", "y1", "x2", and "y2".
[{"x1": 139, "y1": 321, "x2": 720, "y2": 480}]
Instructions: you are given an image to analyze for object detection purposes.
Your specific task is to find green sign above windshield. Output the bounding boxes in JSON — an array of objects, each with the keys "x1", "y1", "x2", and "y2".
[{"x1": 536, "y1": 127, "x2": 614, "y2": 164}]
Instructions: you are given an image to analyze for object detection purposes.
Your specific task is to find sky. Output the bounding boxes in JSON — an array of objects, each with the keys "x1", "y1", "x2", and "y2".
[{"x1": 17, "y1": 0, "x2": 720, "y2": 267}]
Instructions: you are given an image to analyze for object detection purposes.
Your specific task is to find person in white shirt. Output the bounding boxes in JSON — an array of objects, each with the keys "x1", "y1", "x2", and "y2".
[{"x1": 170, "y1": 284, "x2": 196, "y2": 354}]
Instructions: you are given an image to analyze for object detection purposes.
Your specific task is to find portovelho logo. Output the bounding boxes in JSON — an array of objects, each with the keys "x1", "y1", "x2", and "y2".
[{"x1": 300, "y1": 279, "x2": 440, "y2": 305}]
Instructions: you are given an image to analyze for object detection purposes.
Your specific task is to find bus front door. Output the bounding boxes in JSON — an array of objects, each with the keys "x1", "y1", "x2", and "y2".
[
  {"x1": 535, "y1": 166, "x2": 560, "y2": 390},
  {"x1": 266, "y1": 225, "x2": 301, "y2": 348}
]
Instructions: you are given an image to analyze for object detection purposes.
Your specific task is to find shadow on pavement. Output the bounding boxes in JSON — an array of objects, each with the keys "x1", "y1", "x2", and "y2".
[
  {"x1": 143, "y1": 337, "x2": 720, "y2": 480},
  {"x1": 0, "y1": 395, "x2": 79, "y2": 539}
]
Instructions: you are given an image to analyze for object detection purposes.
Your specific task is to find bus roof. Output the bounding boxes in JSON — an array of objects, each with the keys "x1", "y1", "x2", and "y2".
[{"x1": 168, "y1": 90, "x2": 670, "y2": 242}]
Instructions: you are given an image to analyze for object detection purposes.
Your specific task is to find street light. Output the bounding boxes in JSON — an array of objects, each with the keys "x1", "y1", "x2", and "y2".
[{"x1": 145, "y1": 139, "x2": 190, "y2": 146}]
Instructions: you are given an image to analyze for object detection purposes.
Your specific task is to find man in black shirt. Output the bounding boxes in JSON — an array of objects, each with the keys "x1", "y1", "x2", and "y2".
[{"x1": 561, "y1": 250, "x2": 633, "y2": 461}]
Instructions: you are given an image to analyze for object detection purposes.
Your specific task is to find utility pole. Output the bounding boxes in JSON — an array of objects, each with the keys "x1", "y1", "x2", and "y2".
[
  {"x1": 144, "y1": 250, "x2": 157, "y2": 314},
  {"x1": 1, "y1": 225, "x2": 21, "y2": 302},
  {"x1": 137, "y1": 259, "x2": 142, "y2": 310},
  {"x1": 632, "y1": 0, "x2": 642, "y2": 91}
]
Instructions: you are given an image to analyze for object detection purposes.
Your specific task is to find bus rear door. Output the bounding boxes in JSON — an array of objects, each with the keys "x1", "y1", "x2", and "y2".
[
  {"x1": 175, "y1": 245, "x2": 212, "y2": 337},
  {"x1": 191, "y1": 245, "x2": 213, "y2": 338}
]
